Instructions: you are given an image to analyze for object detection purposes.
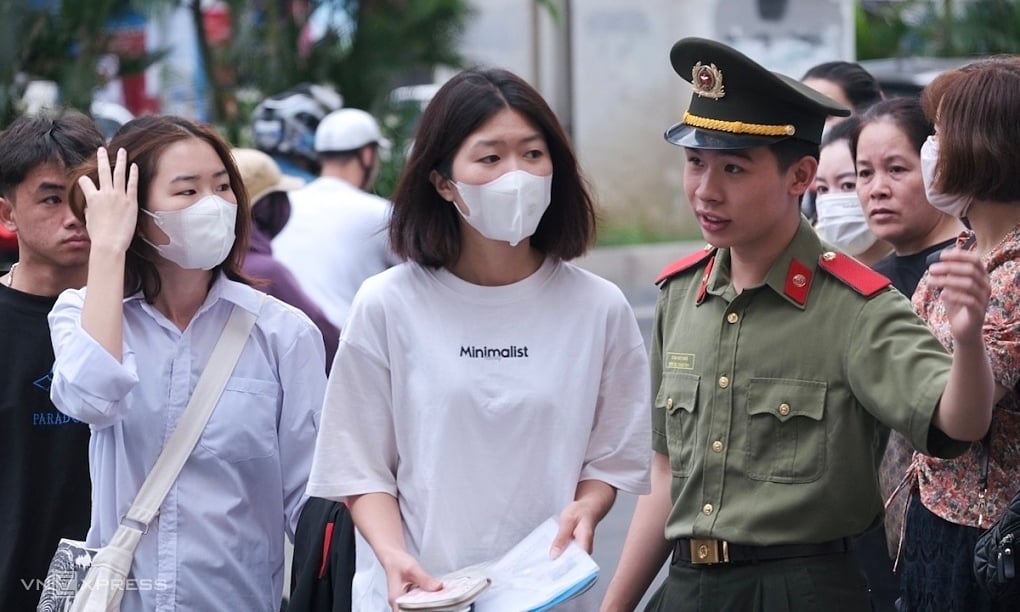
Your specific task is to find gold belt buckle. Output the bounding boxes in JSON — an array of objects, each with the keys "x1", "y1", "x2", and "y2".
[{"x1": 689, "y1": 538, "x2": 730, "y2": 565}]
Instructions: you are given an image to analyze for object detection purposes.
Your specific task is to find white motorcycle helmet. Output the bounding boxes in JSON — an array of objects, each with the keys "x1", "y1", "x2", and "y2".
[{"x1": 251, "y1": 83, "x2": 343, "y2": 166}]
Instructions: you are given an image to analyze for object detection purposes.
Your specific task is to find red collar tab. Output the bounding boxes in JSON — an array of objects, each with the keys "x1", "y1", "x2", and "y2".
[
  {"x1": 655, "y1": 244, "x2": 717, "y2": 285},
  {"x1": 695, "y1": 256, "x2": 716, "y2": 304},
  {"x1": 817, "y1": 251, "x2": 891, "y2": 297},
  {"x1": 783, "y1": 258, "x2": 813, "y2": 306}
]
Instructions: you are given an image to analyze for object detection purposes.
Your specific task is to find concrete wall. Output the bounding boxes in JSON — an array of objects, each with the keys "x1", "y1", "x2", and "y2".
[{"x1": 456, "y1": 0, "x2": 853, "y2": 238}]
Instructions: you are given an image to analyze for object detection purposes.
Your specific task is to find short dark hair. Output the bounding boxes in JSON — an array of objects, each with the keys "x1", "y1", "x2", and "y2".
[
  {"x1": 801, "y1": 61, "x2": 884, "y2": 114},
  {"x1": 820, "y1": 114, "x2": 861, "y2": 149},
  {"x1": 389, "y1": 67, "x2": 597, "y2": 267},
  {"x1": 921, "y1": 57, "x2": 1020, "y2": 202},
  {"x1": 0, "y1": 112, "x2": 105, "y2": 199},
  {"x1": 770, "y1": 138, "x2": 819, "y2": 172},
  {"x1": 849, "y1": 97, "x2": 932, "y2": 166},
  {"x1": 70, "y1": 115, "x2": 251, "y2": 301}
]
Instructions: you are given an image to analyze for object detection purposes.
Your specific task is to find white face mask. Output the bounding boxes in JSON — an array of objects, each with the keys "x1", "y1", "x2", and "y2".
[
  {"x1": 454, "y1": 170, "x2": 553, "y2": 247},
  {"x1": 814, "y1": 192, "x2": 877, "y2": 256},
  {"x1": 920, "y1": 135, "x2": 972, "y2": 218},
  {"x1": 142, "y1": 194, "x2": 238, "y2": 270}
]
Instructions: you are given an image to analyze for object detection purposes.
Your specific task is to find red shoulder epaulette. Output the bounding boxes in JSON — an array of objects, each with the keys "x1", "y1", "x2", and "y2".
[
  {"x1": 817, "y1": 251, "x2": 891, "y2": 297},
  {"x1": 655, "y1": 245, "x2": 716, "y2": 285}
]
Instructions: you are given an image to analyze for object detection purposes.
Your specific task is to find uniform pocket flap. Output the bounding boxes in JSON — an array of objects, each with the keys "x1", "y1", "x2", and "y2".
[
  {"x1": 656, "y1": 372, "x2": 700, "y2": 415},
  {"x1": 746, "y1": 378, "x2": 826, "y2": 423}
]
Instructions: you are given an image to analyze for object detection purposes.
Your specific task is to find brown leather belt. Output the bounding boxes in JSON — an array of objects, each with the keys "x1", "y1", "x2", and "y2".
[{"x1": 673, "y1": 537, "x2": 851, "y2": 566}]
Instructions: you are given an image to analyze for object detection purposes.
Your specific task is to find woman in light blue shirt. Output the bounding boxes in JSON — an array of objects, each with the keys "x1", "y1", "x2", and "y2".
[{"x1": 48, "y1": 116, "x2": 326, "y2": 611}]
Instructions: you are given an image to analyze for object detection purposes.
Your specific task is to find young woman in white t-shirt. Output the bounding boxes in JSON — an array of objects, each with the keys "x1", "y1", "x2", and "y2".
[
  {"x1": 306, "y1": 68, "x2": 652, "y2": 610},
  {"x1": 49, "y1": 116, "x2": 326, "y2": 610}
]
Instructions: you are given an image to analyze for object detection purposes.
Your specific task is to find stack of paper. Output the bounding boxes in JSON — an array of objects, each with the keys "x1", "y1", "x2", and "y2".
[
  {"x1": 472, "y1": 516, "x2": 600, "y2": 611},
  {"x1": 474, "y1": 517, "x2": 598, "y2": 611},
  {"x1": 394, "y1": 516, "x2": 599, "y2": 612}
]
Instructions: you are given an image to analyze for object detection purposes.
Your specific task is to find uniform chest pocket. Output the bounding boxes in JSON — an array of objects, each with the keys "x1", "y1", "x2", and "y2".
[
  {"x1": 744, "y1": 378, "x2": 827, "y2": 483},
  {"x1": 199, "y1": 376, "x2": 279, "y2": 463},
  {"x1": 656, "y1": 372, "x2": 700, "y2": 477}
]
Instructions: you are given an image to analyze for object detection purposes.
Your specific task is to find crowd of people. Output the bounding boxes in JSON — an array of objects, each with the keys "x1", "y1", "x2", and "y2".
[{"x1": 0, "y1": 34, "x2": 1018, "y2": 612}]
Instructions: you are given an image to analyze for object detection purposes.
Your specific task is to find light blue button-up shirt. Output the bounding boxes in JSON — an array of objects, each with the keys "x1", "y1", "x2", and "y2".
[{"x1": 49, "y1": 276, "x2": 325, "y2": 611}]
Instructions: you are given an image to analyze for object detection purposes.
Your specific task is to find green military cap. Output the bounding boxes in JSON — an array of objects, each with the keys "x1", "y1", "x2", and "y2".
[{"x1": 665, "y1": 37, "x2": 851, "y2": 149}]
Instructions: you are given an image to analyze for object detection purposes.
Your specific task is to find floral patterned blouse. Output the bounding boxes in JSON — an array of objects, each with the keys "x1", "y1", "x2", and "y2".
[{"x1": 911, "y1": 226, "x2": 1020, "y2": 529}]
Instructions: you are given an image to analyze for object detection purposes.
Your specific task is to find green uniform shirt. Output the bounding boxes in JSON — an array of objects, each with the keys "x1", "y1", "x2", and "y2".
[{"x1": 651, "y1": 218, "x2": 965, "y2": 546}]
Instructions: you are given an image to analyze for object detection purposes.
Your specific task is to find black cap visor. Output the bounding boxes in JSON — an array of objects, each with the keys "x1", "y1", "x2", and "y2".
[{"x1": 665, "y1": 122, "x2": 787, "y2": 150}]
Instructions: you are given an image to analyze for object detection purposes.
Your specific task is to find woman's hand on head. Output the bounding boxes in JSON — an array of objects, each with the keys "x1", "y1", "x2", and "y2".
[{"x1": 77, "y1": 146, "x2": 139, "y2": 254}]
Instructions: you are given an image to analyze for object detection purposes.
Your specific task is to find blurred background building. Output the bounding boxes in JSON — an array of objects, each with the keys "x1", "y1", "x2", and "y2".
[{"x1": 0, "y1": 0, "x2": 1009, "y2": 254}]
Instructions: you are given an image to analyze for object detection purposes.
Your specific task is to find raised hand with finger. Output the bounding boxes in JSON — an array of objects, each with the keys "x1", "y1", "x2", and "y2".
[
  {"x1": 77, "y1": 146, "x2": 138, "y2": 255},
  {"x1": 76, "y1": 146, "x2": 139, "y2": 361}
]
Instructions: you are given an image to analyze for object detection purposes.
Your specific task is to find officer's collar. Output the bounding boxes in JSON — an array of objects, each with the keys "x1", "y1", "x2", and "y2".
[{"x1": 705, "y1": 216, "x2": 820, "y2": 309}]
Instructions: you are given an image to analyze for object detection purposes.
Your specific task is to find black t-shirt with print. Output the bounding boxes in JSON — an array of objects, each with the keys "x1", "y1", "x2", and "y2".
[{"x1": 0, "y1": 284, "x2": 91, "y2": 610}]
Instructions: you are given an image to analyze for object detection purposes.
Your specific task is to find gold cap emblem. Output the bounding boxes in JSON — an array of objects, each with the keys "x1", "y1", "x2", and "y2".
[{"x1": 692, "y1": 62, "x2": 725, "y2": 99}]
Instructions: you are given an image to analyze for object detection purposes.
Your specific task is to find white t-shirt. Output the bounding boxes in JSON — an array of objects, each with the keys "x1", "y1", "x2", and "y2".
[
  {"x1": 272, "y1": 176, "x2": 399, "y2": 328},
  {"x1": 307, "y1": 258, "x2": 651, "y2": 610}
]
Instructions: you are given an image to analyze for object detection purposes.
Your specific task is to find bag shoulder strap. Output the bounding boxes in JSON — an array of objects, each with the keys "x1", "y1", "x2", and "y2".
[{"x1": 123, "y1": 296, "x2": 264, "y2": 527}]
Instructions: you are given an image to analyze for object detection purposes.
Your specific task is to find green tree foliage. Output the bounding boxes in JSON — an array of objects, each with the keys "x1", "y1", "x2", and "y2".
[
  {"x1": 222, "y1": 0, "x2": 472, "y2": 195},
  {"x1": 2, "y1": 0, "x2": 470, "y2": 134},
  {"x1": 856, "y1": 1, "x2": 912, "y2": 60},
  {"x1": 945, "y1": 0, "x2": 1020, "y2": 54},
  {"x1": 857, "y1": 0, "x2": 1020, "y2": 59},
  {"x1": 310, "y1": 0, "x2": 470, "y2": 111},
  {"x1": 217, "y1": 1, "x2": 470, "y2": 127},
  {"x1": 0, "y1": 0, "x2": 168, "y2": 128}
]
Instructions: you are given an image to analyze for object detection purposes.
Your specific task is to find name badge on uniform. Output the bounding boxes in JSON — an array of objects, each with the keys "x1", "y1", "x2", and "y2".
[{"x1": 665, "y1": 352, "x2": 695, "y2": 370}]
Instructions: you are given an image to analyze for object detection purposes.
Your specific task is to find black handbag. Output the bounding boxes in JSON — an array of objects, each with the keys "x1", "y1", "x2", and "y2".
[
  {"x1": 973, "y1": 490, "x2": 1020, "y2": 601},
  {"x1": 973, "y1": 429, "x2": 1020, "y2": 601}
]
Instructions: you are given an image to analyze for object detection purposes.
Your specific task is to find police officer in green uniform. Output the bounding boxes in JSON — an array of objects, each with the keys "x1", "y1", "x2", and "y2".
[{"x1": 601, "y1": 38, "x2": 996, "y2": 612}]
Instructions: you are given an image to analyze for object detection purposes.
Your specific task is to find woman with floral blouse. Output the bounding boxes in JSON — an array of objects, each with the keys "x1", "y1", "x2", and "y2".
[{"x1": 897, "y1": 57, "x2": 1020, "y2": 611}]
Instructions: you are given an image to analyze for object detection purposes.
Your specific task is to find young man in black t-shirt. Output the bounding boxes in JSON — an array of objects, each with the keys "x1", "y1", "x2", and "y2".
[{"x1": 0, "y1": 113, "x2": 105, "y2": 610}]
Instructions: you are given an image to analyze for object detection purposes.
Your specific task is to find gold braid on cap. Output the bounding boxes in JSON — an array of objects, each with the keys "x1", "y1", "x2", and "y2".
[{"x1": 683, "y1": 111, "x2": 796, "y2": 137}]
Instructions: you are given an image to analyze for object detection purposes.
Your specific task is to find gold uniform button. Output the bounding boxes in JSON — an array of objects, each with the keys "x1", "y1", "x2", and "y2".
[
  {"x1": 726, "y1": 312, "x2": 739, "y2": 324},
  {"x1": 822, "y1": 251, "x2": 837, "y2": 261},
  {"x1": 666, "y1": 397, "x2": 674, "y2": 410},
  {"x1": 712, "y1": 440, "x2": 724, "y2": 453},
  {"x1": 703, "y1": 503, "x2": 714, "y2": 515},
  {"x1": 779, "y1": 402, "x2": 791, "y2": 416},
  {"x1": 718, "y1": 376, "x2": 730, "y2": 389},
  {"x1": 791, "y1": 273, "x2": 807, "y2": 288}
]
